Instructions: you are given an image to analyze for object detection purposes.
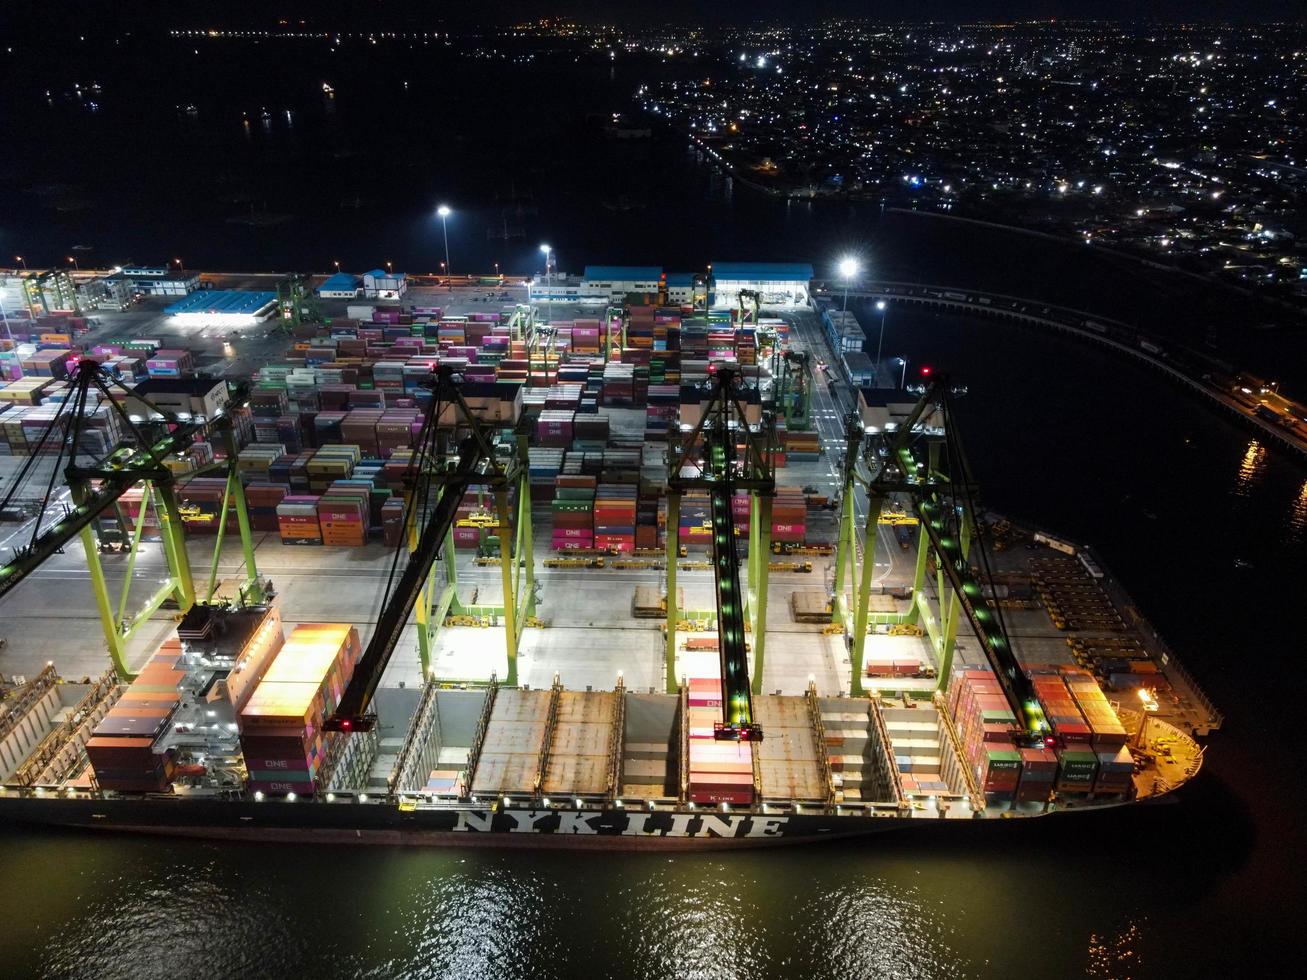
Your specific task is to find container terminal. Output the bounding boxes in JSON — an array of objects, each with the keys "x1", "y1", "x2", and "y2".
[{"x1": 0, "y1": 262, "x2": 1219, "y2": 846}]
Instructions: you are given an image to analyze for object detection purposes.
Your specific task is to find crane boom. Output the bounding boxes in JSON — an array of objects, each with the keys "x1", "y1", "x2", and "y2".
[
  {"x1": 0, "y1": 366, "x2": 245, "y2": 602},
  {"x1": 326, "y1": 435, "x2": 486, "y2": 732},
  {"x1": 708, "y1": 427, "x2": 759, "y2": 739},
  {"x1": 326, "y1": 368, "x2": 508, "y2": 732}
]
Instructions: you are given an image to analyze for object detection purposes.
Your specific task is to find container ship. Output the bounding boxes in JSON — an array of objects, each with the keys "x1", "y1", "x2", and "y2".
[{"x1": 0, "y1": 273, "x2": 1217, "y2": 849}]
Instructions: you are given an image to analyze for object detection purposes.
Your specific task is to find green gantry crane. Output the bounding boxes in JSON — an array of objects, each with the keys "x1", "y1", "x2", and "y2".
[
  {"x1": 831, "y1": 378, "x2": 1049, "y2": 742},
  {"x1": 0, "y1": 362, "x2": 264, "y2": 679},
  {"x1": 666, "y1": 368, "x2": 776, "y2": 738}
]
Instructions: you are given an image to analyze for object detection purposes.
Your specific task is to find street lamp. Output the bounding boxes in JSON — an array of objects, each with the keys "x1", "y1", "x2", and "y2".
[
  {"x1": 14, "y1": 255, "x2": 26, "y2": 271},
  {"x1": 333, "y1": 260, "x2": 341, "y2": 273},
  {"x1": 540, "y1": 244, "x2": 553, "y2": 323},
  {"x1": 66, "y1": 256, "x2": 79, "y2": 271},
  {"x1": 174, "y1": 257, "x2": 184, "y2": 273},
  {"x1": 437, "y1": 205, "x2": 451, "y2": 278},
  {"x1": 873, "y1": 299, "x2": 888, "y2": 382},
  {"x1": 897, "y1": 357, "x2": 908, "y2": 389},
  {"x1": 385, "y1": 260, "x2": 393, "y2": 274},
  {"x1": 838, "y1": 257, "x2": 858, "y2": 312},
  {"x1": 494, "y1": 261, "x2": 500, "y2": 278}
]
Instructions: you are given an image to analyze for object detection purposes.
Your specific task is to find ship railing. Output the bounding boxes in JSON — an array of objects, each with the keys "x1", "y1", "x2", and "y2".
[
  {"x1": 805, "y1": 681, "x2": 838, "y2": 805},
  {"x1": 933, "y1": 691, "x2": 986, "y2": 813},
  {"x1": 388, "y1": 677, "x2": 441, "y2": 796},
  {"x1": 0, "y1": 664, "x2": 60, "y2": 742},
  {"x1": 462, "y1": 673, "x2": 499, "y2": 795},
  {"x1": 9, "y1": 669, "x2": 119, "y2": 790},
  {"x1": 605, "y1": 677, "x2": 626, "y2": 800},
  {"x1": 677, "y1": 681, "x2": 689, "y2": 805},
  {"x1": 532, "y1": 674, "x2": 563, "y2": 799},
  {"x1": 1155, "y1": 639, "x2": 1224, "y2": 733}
]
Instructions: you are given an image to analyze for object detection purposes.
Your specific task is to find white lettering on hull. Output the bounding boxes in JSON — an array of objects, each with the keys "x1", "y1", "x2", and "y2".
[
  {"x1": 556, "y1": 812, "x2": 601, "y2": 834},
  {"x1": 507, "y1": 811, "x2": 553, "y2": 832},
  {"x1": 453, "y1": 810, "x2": 495, "y2": 832}
]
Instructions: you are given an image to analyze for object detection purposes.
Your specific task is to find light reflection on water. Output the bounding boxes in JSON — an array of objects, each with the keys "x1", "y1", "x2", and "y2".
[
  {"x1": 1288, "y1": 479, "x2": 1307, "y2": 543},
  {"x1": 1233, "y1": 439, "x2": 1267, "y2": 497}
]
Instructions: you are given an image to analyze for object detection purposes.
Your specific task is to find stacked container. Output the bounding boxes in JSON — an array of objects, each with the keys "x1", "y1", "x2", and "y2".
[
  {"x1": 239, "y1": 624, "x2": 362, "y2": 796},
  {"x1": 594, "y1": 483, "x2": 637, "y2": 552},
  {"x1": 317, "y1": 483, "x2": 369, "y2": 547},
  {"x1": 770, "y1": 486, "x2": 807, "y2": 544},
  {"x1": 948, "y1": 669, "x2": 1022, "y2": 806},
  {"x1": 277, "y1": 496, "x2": 323, "y2": 545},
  {"x1": 551, "y1": 475, "x2": 596, "y2": 551},
  {"x1": 86, "y1": 643, "x2": 186, "y2": 792},
  {"x1": 683, "y1": 645, "x2": 754, "y2": 805}
]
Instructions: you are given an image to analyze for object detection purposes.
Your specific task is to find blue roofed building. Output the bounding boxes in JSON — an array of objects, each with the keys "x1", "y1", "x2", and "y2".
[
  {"x1": 164, "y1": 290, "x2": 279, "y2": 323},
  {"x1": 317, "y1": 272, "x2": 362, "y2": 299},
  {"x1": 664, "y1": 272, "x2": 696, "y2": 306},
  {"x1": 709, "y1": 262, "x2": 814, "y2": 307}
]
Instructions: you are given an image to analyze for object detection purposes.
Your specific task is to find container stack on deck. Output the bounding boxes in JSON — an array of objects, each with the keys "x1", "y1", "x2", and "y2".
[
  {"x1": 948, "y1": 669, "x2": 1029, "y2": 807},
  {"x1": 683, "y1": 644, "x2": 755, "y2": 805},
  {"x1": 86, "y1": 643, "x2": 186, "y2": 793},
  {"x1": 238, "y1": 624, "x2": 362, "y2": 796},
  {"x1": 949, "y1": 666, "x2": 1134, "y2": 805}
]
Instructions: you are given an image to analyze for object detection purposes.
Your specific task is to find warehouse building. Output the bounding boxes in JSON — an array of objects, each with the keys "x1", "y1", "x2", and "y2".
[
  {"x1": 579, "y1": 266, "x2": 664, "y2": 302},
  {"x1": 664, "y1": 272, "x2": 696, "y2": 306},
  {"x1": 709, "y1": 262, "x2": 813, "y2": 307},
  {"x1": 317, "y1": 273, "x2": 362, "y2": 299},
  {"x1": 165, "y1": 290, "x2": 279, "y2": 325}
]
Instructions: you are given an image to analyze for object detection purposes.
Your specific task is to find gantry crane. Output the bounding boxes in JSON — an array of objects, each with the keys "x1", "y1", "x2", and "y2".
[
  {"x1": 0, "y1": 361, "x2": 263, "y2": 678},
  {"x1": 834, "y1": 378, "x2": 1048, "y2": 742},
  {"x1": 667, "y1": 368, "x2": 776, "y2": 740},
  {"x1": 326, "y1": 366, "x2": 532, "y2": 732}
]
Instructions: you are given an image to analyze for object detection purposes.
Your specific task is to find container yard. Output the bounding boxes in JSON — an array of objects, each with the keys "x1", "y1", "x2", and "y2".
[{"x1": 0, "y1": 263, "x2": 1216, "y2": 847}]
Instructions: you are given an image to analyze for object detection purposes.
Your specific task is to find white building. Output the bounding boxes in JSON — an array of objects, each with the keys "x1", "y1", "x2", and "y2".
[
  {"x1": 710, "y1": 262, "x2": 813, "y2": 308},
  {"x1": 122, "y1": 268, "x2": 201, "y2": 296},
  {"x1": 363, "y1": 269, "x2": 407, "y2": 300}
]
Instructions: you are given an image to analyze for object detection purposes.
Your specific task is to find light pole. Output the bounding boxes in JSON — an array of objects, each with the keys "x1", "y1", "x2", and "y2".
[
  {"x1": 66, "y1": 256, "x2": 79, "y2": 272},
  {"x1": 897, "y1": 357, "x2": 908, "y2": 389},
  {"x1": 14, "y1": 255, "x2": 26, "y2": 271},
  {"x1": 838, "y1": 256, "x2": 858, "y2": 312},
  {"x1": 333, "y1": 260, "x2": 341, "y2": 273},
  {"x1": 540, "y1": 244, "x2": 553, "y2": 323},
  {"x1": 873, "y1": 299, "x2": 888, "y2": 381},
  {"x1": 175, "y1": 257, "x2": 184, "y2": 274},
  {"x1": 437, "y1": 205, "x2": 451, "y2": 278}
]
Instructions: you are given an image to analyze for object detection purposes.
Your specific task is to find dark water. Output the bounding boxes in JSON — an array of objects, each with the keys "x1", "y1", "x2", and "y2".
[{"x1": 2, "y1": 34, "x2": 1306, "y2": 978}]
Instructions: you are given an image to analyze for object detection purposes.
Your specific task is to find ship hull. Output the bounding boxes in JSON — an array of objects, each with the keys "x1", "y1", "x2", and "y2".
[{"x1": 0, "y1": 795, "x2": 1108, "y2": 850}]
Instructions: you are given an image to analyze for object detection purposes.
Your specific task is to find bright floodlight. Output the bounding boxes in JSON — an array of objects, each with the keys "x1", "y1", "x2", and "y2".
[
  {"x1": 437, "y1": 205, "x2": 451, "y2": 217},
  {"x1": 839, "y1": 257, "x2": 858, "y2": 279},
  {"x1": 540, "y1": 243, "x2": 552, "y2": 254},
  {"x1": 876, "y1": 300, "x2": 887, "y2": 310}
]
